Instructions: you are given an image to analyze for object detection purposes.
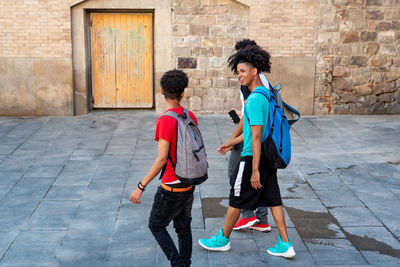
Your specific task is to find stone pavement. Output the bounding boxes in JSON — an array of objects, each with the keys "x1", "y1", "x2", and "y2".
[{"x1": 0, "y1": 111, "x2": 399, "y2": 266}]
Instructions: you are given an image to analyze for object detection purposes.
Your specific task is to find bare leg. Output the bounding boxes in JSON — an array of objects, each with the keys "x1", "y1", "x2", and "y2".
[
  {"x1": 270, "y1": 205, "x2": 289, "y2": 242},
  {"x1": 222, "y1": 206, "x2": 241, "y2": 238}
]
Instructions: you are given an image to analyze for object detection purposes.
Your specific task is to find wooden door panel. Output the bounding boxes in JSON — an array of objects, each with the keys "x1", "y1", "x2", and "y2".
[
  {"x1": 91, "y1": 13, "x2": 117, "y2": 108},
  {"x1": 117, "y1": 14, "x2": 153, "y2": 108},
  {"x1": 91, "y1": 13, "x2": 153, "y2": 108}
]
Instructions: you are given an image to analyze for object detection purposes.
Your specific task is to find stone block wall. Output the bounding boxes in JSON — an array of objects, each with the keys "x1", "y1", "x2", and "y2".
[
  {"x1": 167, "y1": 0, "x2": 249, "y2": 114},
  {"x1": 166, "y1": 0, "x2": 319, "y2": 115},
  {"x1": 0, "y1": 0, "x2": 73, "y2": 115},
  {"x1": 1, "y1": 0, "x2": 398, "y2": 116},
  {"x1": 315, "y1": 0, "x2": 400, "y2": 114}
]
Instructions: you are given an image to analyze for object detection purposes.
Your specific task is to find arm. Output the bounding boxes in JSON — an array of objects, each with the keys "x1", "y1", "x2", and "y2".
[
  {"x1": 217, "y1": 133, "x2": 244, "y2": 155},
  {"x1": 129, "y1": 138, "x2": 170, "y2": 204},
  {"x1": 250, "y1": 125, "x2": 263, "y2": 189},
  {"x1": 217, "y1": 105, "x2": 245, "y2": 155}
]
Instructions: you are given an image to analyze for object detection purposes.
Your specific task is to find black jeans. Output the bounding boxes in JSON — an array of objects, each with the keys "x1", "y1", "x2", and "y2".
[{"x1": 148, "y1": 186, "x2": 194, "y2": 267}]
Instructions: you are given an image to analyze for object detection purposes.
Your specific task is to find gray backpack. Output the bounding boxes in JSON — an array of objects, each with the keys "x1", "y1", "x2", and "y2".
[{"x1": 159, "y1": 109, "x2": 208, "y2": 185}]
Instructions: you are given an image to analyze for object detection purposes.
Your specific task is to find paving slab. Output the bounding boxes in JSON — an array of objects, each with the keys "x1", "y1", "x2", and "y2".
[
  {"x1": 67, "y1": 210, "x2": 118, "y2": 240},
  {"x1": 1, "y1": 230, "x2": 66, "y2": 266},
  {"x1": 199, "y1": 182, "x2": 231, "y2": 198},
  {"x1": 27, "y1": 200, "x2": 81, "y2": 230},
  {"x1": 0, "y1": 113, "x2": 400, "y2": 266},
  {"x1": 0, "y1": 171, "x2": 24, "y2": 187},
  {"x1": 53, "y1": 172, "x2": 92, "y2": 186},
  {"x1": 0, "y1": 230, "x2": 18, "y2": 259},
  {"x1": 23, "y1": 165, "x2": 64, "y2": 178},
  {"x1": 55, "y1": 237, "x2": 110, "y2": 267},
  {"x1": 280, "y1": 182, "x2": 318, "y2": 199},
  {"x1": 305, "y1": 238, "x2": 367, "y2": 265},
  {"x1": 45, "y1": 184, "x2": 87, "y2": 200},
  {"x1": 330, "y1": 207, "x2": 383, "y2": 227},
  {"x1": 316, "y1": 188, "x2": 364, "y2": 207},
  {"x1": 361, "y1": 250, "x2": 400, "y2": 266},
  {"x1": 343, "y1": 226, "x2": 400, "y2": 251}
]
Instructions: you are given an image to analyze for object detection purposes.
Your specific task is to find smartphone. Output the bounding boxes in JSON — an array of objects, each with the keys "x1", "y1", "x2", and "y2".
[{"x1": 228, "y1": 110, "x2": 241, "y2": 124}]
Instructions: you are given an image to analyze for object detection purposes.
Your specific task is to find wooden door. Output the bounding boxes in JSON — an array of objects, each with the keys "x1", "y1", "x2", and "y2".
[{"x1": 91, "y1": 13, "x2": 153, "y2": 108}]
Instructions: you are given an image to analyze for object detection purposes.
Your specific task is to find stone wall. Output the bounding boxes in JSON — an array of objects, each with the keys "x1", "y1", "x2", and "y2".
[
  {"x1": 1, "y1": 0, "x2": 398, "y2": 116},
  {"x1": 164, "y1": 0, "x2": 249, "y2": 114},
  {"x1": 315, "y1": 0, "x2": 400, "y2": 115},
  {"x1": 166, "y1": 0, "x2": 318, "y2": 115},
  {"x1": 0, "y1": 0, "x2": 73, "y2": 116}
]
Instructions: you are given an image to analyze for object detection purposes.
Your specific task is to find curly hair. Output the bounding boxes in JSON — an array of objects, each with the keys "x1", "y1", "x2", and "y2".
[
  {"x1": 228, "y1": 45, "x2": 271, "y2": 74},
  {"x1": 234, "y1": 39, "x2": 258, "y2": 51},
  {"x1": 160, "y1": 69, "x2": 188, "y2": 100}
]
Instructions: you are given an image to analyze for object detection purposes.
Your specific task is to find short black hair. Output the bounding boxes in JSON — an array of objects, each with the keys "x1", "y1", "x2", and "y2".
[
  {"x1": 235, "y1": 39, "x2": 258, "y2": 51},
  {"x1": 160, "y1": 69, "x2": 188, "y2": 100},
  {"x1": 228, "y1": 45, "x2": 271, "y2": 74}
]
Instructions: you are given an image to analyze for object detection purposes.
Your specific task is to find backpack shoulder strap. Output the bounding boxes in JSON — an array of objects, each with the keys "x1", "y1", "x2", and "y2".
[
  {"x1": 282, "y1": 101, "x2": 301, "y2": 126},
  {"x1": 253, "y1": 88, "x2": 273, "y2": 102},
  {"x1": 162, "y1": 110, "x2": 179, "y2": 120},
  {"x1": 158, "y1": 111, "x2": 179, "y2": 180},
  {"x1": 243, "y1": 88, "x2": 271, "y2": 122}
]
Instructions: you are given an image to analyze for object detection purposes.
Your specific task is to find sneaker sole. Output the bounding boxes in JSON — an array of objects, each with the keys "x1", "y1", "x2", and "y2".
[
  {"x1": 198, "y1": 240, "x2": 230, "y2": 251},
  {"x1": 250, "y1": 226, "x2": 272, "y2": 232},
  {"x1": 267, "y1": 247, "x2": 296, "y2": 259},
  {"x1": 233, "y1": 219, "x2": 260, "y2": 231}
]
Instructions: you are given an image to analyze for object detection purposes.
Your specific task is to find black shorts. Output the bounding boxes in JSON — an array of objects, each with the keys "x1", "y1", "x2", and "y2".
[{"x1": 229, "y1": 155, "x2": 282, "y2": 210}]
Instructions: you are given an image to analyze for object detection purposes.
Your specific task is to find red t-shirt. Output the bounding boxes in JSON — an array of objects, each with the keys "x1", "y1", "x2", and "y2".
[{"x1": 155, "y1": 107, "x2": 198, "y2": 184}]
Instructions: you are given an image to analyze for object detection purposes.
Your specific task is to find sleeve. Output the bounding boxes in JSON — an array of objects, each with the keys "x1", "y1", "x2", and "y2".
[
  {"x1": 155, "y1": 116, "x2": 176, "y2": 143},
  {"x1": 247, "y1": 98, "x2": 264, "y2": 126},
  {"x1": 188, "y1": 111, "x2": 198, "y2": 126},
  {"x1": 240, "y1": 85, "x2": 251, "y2": 100},
  {"x1": 240, "y1": 92, "x2": 245, "y2": 115}
]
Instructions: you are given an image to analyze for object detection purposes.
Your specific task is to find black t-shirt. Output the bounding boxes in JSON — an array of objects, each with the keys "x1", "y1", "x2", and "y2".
[
  {"x1": 234, "y1": 86, "x2": 252, "y2": 152},
  {"x1": 240, "y1": 85, "x2": 251, "y2": 100}
]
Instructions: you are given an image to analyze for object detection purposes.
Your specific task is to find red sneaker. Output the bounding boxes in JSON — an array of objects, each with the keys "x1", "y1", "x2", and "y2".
[
  {"x1": 249, "y1": 223, "x2": 271, "y2": 232},
  {"x1": 233, "y1": 216, "x2": 259, "y2": 230}
]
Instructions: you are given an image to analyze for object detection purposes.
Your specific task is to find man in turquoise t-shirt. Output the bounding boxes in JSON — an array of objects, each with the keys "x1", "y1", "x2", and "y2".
[{"x1": 199, "y1": 45, "x2": 295, "y2": 259}]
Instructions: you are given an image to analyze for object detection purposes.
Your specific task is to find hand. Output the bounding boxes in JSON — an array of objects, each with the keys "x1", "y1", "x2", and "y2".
[
  {"x1": 217, "y1": 143, "x2": 233, "y2": 155},
  {"x1": 232, "y1": 108, "x2": 241, "y2": 118},
  {"x1": 129, "y1": 188, "x2": 143, "y2": 204},
  {"x1": 250, "y1": 170, "x2": 262, "y2": 190}
]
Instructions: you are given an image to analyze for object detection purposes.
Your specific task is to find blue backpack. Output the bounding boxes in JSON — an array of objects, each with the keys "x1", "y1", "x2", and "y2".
[
  {"x1": 268, "y1": 82, "x2": 301, "y2": 126},
  {"x1": 244, "y1": 87, "x2": 298, "y2": 169}
]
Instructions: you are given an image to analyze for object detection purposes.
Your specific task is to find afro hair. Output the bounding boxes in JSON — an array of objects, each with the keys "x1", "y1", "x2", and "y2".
[
  {"x1": 234, "y1": 39, "x2": 258, "y2": 51},
  {"x1": 160, "y1": 69, "x2": 188, "y2": 100},
  {"x1": 228, "y1": 45, "x2": 271, "y2": 75}
]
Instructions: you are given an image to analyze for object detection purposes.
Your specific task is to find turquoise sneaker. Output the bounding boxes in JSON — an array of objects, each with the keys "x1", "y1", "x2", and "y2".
[
  {"x1": 198, "y1": 228, "x2": 230, "y2": 251},
  {"x1": 267, "y1": 234, "x2": 296, "y2": 258}
]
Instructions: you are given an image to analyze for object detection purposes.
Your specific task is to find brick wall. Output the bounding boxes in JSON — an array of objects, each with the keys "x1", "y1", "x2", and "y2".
[
  {"x1": 0, "y1": 0, "x2": 73, "y2": 116},
  {"x1": 247, "y1": 0, "x2": 318, "y2": 58},
  {"x1": 0, "y1": 0, "x2": 71, "y2": 58}
]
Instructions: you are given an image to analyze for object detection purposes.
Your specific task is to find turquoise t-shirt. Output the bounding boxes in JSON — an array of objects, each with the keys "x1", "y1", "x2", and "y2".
[{"x1": 241, "y1": 86, "x2": 270, "y2": 157}]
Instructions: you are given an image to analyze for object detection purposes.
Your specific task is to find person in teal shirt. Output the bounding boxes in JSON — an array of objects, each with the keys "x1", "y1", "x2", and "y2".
[
  {"x1": 241, "y1": 87, "x2": 269, "y2": 157},
  {"x1": 199, "y1": 45, "x2": 295, "y2": 259}
]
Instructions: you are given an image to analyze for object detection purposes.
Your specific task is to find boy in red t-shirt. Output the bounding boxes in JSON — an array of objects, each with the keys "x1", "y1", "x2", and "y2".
[{"x1": 130, "y1": 69, "x2": 197, "y2": 267}]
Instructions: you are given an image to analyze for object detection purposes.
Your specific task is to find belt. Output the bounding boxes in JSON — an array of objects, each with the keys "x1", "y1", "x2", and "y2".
[{"x1": 161, "y1": 183, "x2": 193, "y2": 192}]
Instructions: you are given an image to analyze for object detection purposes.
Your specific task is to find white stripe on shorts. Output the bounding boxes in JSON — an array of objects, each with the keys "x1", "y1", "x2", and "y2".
[{"x1": 234, "y1": 161, "x2": 245, "y2": 197}]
